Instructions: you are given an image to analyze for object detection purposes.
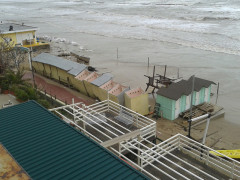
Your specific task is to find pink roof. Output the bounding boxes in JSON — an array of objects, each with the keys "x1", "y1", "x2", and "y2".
[
  {"x1": 84, "y1": 72, "x2": 99, "y2": 82},
  {"x1": 125, "y1": 87, "x2": 144, "y2": 98},
  {"x1": 75, "y1": 70, "x2": 90, "y2": 81},
  {"x1": 109, "y1": 84, "x2": 128, "y2": 96},
  {"x1": 100, "y1": 80, "x2": 118, "y2": 91}
]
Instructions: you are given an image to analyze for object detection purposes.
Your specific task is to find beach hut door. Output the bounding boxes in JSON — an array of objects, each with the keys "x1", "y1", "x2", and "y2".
[{"x1": 175, "y1": 99, "x2": 180, "y2": 118}]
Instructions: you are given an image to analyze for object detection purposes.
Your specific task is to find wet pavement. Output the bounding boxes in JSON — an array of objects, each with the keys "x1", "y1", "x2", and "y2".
[{"x1": 23, "y1": 72, "x2": 95, "y2": 106}]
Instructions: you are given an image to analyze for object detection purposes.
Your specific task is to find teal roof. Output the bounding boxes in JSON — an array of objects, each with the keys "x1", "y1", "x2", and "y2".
[{"x1": 0, "y1": 101, "x2": 149, "y2": 180}]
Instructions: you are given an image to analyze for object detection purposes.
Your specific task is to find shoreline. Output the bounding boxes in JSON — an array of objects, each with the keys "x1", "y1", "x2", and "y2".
[{"x1": 45, "y1": 40, "x2": 240, "y2": 150}]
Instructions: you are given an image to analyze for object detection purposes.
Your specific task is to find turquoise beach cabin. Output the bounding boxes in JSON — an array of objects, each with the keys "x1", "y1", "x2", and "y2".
[{"x1": 156, "y1": 76, "x2": 215, "y2": 120}]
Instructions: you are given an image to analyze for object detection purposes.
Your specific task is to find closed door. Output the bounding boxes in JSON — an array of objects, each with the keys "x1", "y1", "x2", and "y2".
[
  {"x1": 175, "y1": 99, "x2": 180, "y2": 118},
  {"x1": 199, "y1": 88, "x2": 205, "y2": 103},
  {"x1": 186, "y1": 95, "x2": 191, "y2": 110},
  {"x1": 204, "y1": 87, "x2": 209, "y2": 102},
  {"x1": 195, "y1": 91, "x2": 200, "y2": 105}
]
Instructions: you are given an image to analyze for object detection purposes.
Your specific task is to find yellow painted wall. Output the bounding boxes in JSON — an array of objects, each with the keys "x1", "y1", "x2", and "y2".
[
  {"x1": 72, "y1": 78, "x2": 88, "y2": 95},
  {"x1": 43, "y1": 64, "x2": 52, "y2": 78},
  {"x1": 32, "y1": 62, "x2": 45, "y2": 75},
  {"x1": 57, "y1": 69, "x2": 69, "y2": 83},
  {"x1": 109, "y1": 93, "x2": 119, "y2": 104},
  {"x1": 83, "y1": 81, "x2": 98, "y2": 98},
  {"x1": 50, "y1": 66, "x2": 59, "y2": 80},
  {"x1": 96, "y1": 88, "x2": 119, "y2": 104},
  {"x1": 124, "y1": 93, "x2": 149, "y2": 115},
  {"x1": 0, "y1": 33, "x2": 17, "y2": 47}
]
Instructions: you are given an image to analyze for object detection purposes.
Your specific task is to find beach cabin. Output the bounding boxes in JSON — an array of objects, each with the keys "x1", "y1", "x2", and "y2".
[
  {"x1": 32, "y1": 53, "x2": 86, "y2": 88},
  {"x1": 83, "y1": 72, "x2": 100, "y2": 98},
  {"x1": 74, "y1": 69, "x2": 91, "y2": 95},
  {"x1": 90, "y1": 73, "x2": 113, "y2": 99},
  {"x1": 108, "y1": 84, "x2": 130, "y2": 105},
  {"x1": 97, "y1": 80, "x2": 118, "y2": 101},
  {"x1": 124, "y1": 87, "x2": 149, "y2": 115},
  {"x1": 156, "y1": 76, "x2": 215, "y2": 120}
]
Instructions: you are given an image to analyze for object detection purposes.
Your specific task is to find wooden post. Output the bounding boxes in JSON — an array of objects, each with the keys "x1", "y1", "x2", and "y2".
[{"x1": 163, "y1": 65, "x2": 167, "y2": 79}]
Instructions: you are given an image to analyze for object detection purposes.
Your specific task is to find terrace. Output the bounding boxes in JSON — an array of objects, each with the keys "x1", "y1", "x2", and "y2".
[{"x1": 50, "y1": 100, "x2": 240, "y2": 180}]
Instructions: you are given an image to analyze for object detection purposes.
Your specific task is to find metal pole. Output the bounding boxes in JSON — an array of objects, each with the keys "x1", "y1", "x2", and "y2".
[
  {"x1": 188, "y1": 75, "x2": 195, "y2": 138},
  {"x1": 117, "y1": 48, "x2": 118, "y2": 60},
  {"x1": 72, "y1": 98, "x2": 76, "y2": 122},
  {"x1": 28, "y1": 35, "x2": 36, "y2": 88},
  {"x1": 202, "y1": 115, "x2": 211, "y2": 145},
  {"x1": 215, "y1": 82, "x2": 219, "y2": 105},
  {"x1": 148, "y1": 57, "x2": 149, "y2": 67}
]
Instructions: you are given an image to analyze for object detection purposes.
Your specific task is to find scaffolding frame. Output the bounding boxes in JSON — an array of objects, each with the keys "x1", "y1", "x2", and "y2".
[{"x1": 50, "y1": 100, "x2": 240, "y2": 180}]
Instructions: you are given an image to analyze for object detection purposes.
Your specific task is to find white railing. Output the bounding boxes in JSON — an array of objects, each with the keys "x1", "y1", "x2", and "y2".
[{"x1": 49, "y1": 100, "x2": 240, "y2": 180}]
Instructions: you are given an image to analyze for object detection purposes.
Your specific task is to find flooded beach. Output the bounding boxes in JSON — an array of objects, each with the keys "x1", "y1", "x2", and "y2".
[{"x1": 1, "y1": 0, "x2": 239, "y2": 148}]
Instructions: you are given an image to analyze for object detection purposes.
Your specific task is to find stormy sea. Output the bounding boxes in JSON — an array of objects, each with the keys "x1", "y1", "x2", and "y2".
[{"x1": 1, "y1": 0, "x2": 240, "y2": 126}]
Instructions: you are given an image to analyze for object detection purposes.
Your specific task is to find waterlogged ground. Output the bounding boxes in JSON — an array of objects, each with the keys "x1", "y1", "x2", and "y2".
[{"x1": 1, "y1": 0, "x2": 240, "y2": 148}]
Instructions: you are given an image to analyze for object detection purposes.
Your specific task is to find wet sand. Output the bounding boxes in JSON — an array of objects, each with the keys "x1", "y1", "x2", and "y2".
[{"x1": 49, "y1": 32, "x2": 240, "y2": 150}]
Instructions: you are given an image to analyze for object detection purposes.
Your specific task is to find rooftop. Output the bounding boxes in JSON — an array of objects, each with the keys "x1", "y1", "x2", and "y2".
[
  {"x1": 157, "y1": 76, "x2": 216, "y2": 100},
  {"x1": 33, "y1": 53, "x2": 86, "y2": 76},
  {"x1": 0, "y1": 101, "x2": 149, "y2": 180},
  {"x1": 91, "y1": 73, "x2": 113, "y2": 87},
  {"x1": 0, "y1": 23, "x2": 37, "y2": 34}
]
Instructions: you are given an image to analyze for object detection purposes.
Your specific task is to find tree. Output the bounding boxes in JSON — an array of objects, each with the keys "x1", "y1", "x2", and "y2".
[{"x1": 0, "y1": 32, "x2": 28, "y2": 73}]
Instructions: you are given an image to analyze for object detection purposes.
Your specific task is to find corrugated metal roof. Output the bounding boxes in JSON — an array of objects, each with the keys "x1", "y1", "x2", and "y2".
[
  {"x1": 0, "y1": 101, "x2": 149, "y2": 180},
  {"x1": 32, "y1": 53, "x2": 86, "y2": 76},
  {"x1": 91, "y1": 73, "x2": 113, "y2": 87},
  {"x1": 156, "y1": 76, "x2": 216, "y2": 100}
]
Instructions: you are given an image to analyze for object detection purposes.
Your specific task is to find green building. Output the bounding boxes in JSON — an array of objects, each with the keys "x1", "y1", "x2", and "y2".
[
  {"x1": 156, "y1": 76, "x2": 215, "y2": 120},
  {"x1": 0, "y1": 101, "x2": 149, "y2": 179}
]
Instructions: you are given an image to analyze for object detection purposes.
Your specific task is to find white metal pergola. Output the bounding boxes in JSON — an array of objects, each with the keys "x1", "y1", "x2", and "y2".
[{"x1": 50, "y1": 100, "x2": 240, "y2": 180}]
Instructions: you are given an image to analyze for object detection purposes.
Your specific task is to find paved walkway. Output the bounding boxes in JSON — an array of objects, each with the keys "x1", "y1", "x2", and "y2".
[{"x1": 23, "y1": 72, "x2": 95, "y2": 106}]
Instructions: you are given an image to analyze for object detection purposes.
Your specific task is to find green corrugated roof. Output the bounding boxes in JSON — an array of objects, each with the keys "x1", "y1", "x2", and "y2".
[{"x1": 0, "y1": 101, "x2": 149, "y2": 180}]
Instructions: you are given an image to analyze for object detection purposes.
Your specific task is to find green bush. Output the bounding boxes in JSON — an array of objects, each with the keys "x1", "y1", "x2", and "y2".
[
  {"x1": 15, "y1": 89, "x2": 29, "y2": 101},
  {"x1": 0, "y1": 80, "x2": 9, "y2": 91},
  {"x1": 37, "y1": 99, "x2": 50, "y2": 109}
]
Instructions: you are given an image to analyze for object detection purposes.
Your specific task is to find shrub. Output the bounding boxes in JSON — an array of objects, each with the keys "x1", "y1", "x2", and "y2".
[
  {"x1": 15, "y1": 89, "x2": 29, "y2": 101},
  {"x1": 37, "y1": 99, "x2": 50, "y2": 109}
]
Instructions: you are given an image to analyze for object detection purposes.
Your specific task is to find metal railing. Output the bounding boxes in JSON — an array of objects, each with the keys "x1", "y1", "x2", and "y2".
[{"x1": 49, "y1": 100, "x2": 240, "y2": 180}]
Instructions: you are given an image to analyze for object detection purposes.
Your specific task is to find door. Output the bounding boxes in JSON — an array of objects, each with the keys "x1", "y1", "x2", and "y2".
[
  {"x1": 186, "y1": 95, "x2": 191, "y2": 110},
  {"x1": 195, "y1": 91, "x2": 200, "y2": 105},
  {"x1": 175, "y1": 99, "x2": 180, "y2": 118},
  {"x1": 199, "y1": 88, "x2": 205, "y2": 103},
  {"x1": 204, "y1": 87, "x2": 209, "y2": 102}
]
